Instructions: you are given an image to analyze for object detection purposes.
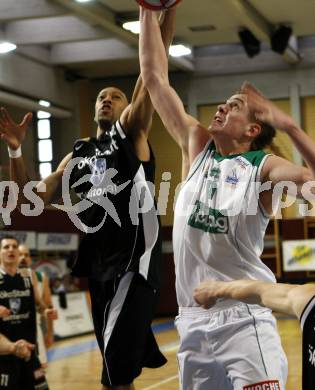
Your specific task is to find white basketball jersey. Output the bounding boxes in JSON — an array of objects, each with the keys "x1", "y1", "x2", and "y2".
[{"x1": 173, "y1": 141, "x2": 276, "y2": 307}]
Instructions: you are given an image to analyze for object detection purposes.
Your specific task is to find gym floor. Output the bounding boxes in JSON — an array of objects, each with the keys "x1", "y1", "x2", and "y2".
[{"x1": 46, "y1": 314, "x2": 301, "y2": 389}]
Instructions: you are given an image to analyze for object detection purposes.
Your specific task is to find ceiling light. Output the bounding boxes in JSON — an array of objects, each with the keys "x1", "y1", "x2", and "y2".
[
  {"x1": 122, "y1": 21, "x2": 140, "y2": 35},
  {"x1": 39, "y1": 100, "x2": 51, "y2": 108},
  {"x1": 75, "y1": 0, "x2": 93, "y2": 3},
  {"x1": 169, "y1": 44, "x2": 192, "y2": 57},
  {"x1": 0, "y1": 42, "x2": 17, "y2": 54},
  {"x1": 37, "y1": 111, "x2": 51, "y2": 119}
]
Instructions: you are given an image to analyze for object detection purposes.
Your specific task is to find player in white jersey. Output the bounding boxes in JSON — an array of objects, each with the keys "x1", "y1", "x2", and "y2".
[
  {"x1": 194, "y1": 279, "x2": 315, "y2": 390},
  {"x1": 138, "y1": 6, "x2": 315, "y2": 389}
]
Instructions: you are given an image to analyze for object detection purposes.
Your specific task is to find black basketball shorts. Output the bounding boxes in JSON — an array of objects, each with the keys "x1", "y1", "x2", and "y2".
[
  {"x1": 88, "y1": 272, "x2": 167, "y2": 386},
  {"x1": 0, "y1": 355, "x2": 49, "y2": 390}
]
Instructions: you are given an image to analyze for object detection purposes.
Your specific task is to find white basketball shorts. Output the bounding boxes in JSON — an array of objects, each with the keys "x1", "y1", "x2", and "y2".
[{"x1": 175, "y1": 303, "x2": 288, "y2": 390}]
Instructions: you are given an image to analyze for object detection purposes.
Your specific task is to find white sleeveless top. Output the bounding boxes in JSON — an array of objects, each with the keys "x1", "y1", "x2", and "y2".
[{"x1": 173, "y1": 141, "x2": 276, "y2": 307}]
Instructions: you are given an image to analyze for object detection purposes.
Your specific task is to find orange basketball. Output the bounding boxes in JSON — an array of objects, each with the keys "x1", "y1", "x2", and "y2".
[{"x1": 136, "y1": 0, "x2": 182, "y2": 10}]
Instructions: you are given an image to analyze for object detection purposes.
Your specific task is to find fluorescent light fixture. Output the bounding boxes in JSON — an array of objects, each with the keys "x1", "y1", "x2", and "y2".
[
  {"x1": 75, "y1": 0, "x2": 93, "y2": 2},
  {"x1": 39, "y1": 163, "x2": 52, "y2": 179},
  {"x1": 39, "y1": 99, "x2": 51, "y2": 107},
  {"x1": 37, "y1": 119, "x2": 51, "y2": 139},
  {"x1": 38, "y1": 139, "x2": 53, "y2": 162},
  {"x1": 169, "y1": 44, "x2": 192, "y2": 57},
  {"x1": 37, "y1": 111, "x2": 51, "y2": 119},
  {"x1": 123, "y1": 21, "x2": 140, "y2": 35},
  {"x1": 0, "y1": 42, "x2": 17, "y2": 54}
]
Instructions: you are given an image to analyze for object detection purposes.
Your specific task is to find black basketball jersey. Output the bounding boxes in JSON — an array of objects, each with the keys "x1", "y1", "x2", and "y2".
[
  {"x1": 0, "y1": 268, "x2": 37, "y2": 358},
  {"x1": 301, "y1": 296, "x2": 315, "y2": 390},
  {"x1": 69, "y1": 121, "x2": 162, "y2": 288}
]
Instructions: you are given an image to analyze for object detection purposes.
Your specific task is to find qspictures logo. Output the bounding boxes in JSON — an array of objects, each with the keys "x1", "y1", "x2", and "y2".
[{"x1": 188, "y1": 200, "x2": 229, "y2": 234}]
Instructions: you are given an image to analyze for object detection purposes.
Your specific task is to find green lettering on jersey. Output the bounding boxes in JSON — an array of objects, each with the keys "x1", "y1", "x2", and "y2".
[
  {"x1": 207, "y1": 180, "x2": 217, "y2": 200},
  {"x1": 209, "y1": 167, "x2": 220, "y2": 179},
  {"x1": 188, "y1": 200, "x2": 229, "y2": 234}
]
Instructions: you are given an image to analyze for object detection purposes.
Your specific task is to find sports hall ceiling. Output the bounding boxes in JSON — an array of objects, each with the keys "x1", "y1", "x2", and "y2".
[{"x1": 2, "y1": 0, "x2": 315, "y2": 79}]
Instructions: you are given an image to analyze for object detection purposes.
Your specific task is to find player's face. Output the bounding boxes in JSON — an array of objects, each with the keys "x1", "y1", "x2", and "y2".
[
  {"x1": 94, "y1": 87, "x2": 128, "y2": 125},
  {"x1": 19, "y1": 245, "x2": 32, "y2": 267},
  {"x1": 0, "y1": 239, "x2": 19, "y2": 267},
  {"x1": 209, "y1": 94, "x2": 252, "y2": 139}
]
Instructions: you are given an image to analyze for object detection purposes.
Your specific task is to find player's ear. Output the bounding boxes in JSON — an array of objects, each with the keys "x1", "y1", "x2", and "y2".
[{"x1": 246, "y1": 122, "x2": 261, "y2": 139}]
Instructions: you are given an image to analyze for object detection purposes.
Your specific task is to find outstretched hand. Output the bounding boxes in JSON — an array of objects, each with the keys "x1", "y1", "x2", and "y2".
[
  {"x1": 0, "y1": 107, "x2": 33, "y2": 150},
  {"x1": 241, "y1": 82, "x2": 297, "y2": 133}
]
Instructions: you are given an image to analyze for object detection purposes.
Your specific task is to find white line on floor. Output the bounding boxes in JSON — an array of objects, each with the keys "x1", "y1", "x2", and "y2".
[
  {"x1": 143, "y1": 375, "x2": 179, "y2": 390},
  {"x1": 160, "y1": 341, "x2": 179, "y2": 353}
]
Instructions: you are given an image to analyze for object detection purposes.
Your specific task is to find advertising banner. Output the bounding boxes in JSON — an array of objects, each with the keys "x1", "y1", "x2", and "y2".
[
  {"x1": 37, "y1": 233, "x2": 79, "y2": 251},
  {"x1": 282, "y1": 239, "x2": 315, "y2": 271},
  {"x1": 52, "y1": 292, "x2": 94, "y2": 338}
]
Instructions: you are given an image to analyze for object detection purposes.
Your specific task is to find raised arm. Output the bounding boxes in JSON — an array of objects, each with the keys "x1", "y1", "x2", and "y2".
[
  {"x1": 139, "y1": 7, "x2": 208, "y2": 169},
  {"x1": 122, "y1": 10, "x2": 176, "y2": 131},
  {"x1": 120, "y1": 9, "x2": 178, "y2": 161},
  {"x1": 0, "y1": 107, "x2": 72, "y2": 207},
  {"x1": 241, "y1": 83, "x2": 315, "y2": 196},
  {"x1": 193, "y1": 279, "x2": 315, "y2": 319}
]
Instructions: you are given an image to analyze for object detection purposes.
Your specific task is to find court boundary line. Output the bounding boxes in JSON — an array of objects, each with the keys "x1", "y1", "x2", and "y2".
[{"x1": 143, "y1": 374, "x2": 179, "y2": 390}]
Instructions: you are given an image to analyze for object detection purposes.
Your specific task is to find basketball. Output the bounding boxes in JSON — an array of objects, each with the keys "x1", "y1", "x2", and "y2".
[{"x1": 136, "y1": 0, "x2": 182, "y2": 10}]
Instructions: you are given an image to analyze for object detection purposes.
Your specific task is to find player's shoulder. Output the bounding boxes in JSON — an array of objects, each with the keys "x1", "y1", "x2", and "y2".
[
  {"x1": 74, "y1": 137, "x2": 91, "y2": 146},
  {"x1": 259, "y1": 154, "x2": 283, "y2": 181},
  {"x1": 188, "y1": 121, "x2": 211, "y2": 158},
  {"x1": 18, "y1": 268, "x2": 32, "y2": 279},
  {"x1": 72, "y1": 137, "x2": 93, "y2": 154}
]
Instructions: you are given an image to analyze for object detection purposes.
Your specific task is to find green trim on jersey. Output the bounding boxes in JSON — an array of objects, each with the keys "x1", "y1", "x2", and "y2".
[
  {"x1": 35, "y1": 270, "x2": 43, "y2": 283},
  {"x1": 186, "y1": 142, "x2": 266, "y2": 184},
  {"x1": 213, "y1": 147, "x2": 266, "y2": 167}
]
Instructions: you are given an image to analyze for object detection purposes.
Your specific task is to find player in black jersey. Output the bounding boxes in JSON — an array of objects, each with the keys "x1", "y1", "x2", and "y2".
[
  {"x1": 0, "y1": 236, "x2": 49, "y2": 390},
  {"x1": 194, "y1": 279, "x2": 315, "y2": 390},
  {"x1": 0, "y1": 301, "x2": 35, "y2": 360},
  {"x1": 0, "y1": 10, "x2": 176, "y2": 390}
]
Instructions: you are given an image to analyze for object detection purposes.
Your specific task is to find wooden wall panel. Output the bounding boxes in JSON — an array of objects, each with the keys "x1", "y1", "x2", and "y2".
[{"x1": 149, "y1": 114, "x2": 182, "y2": 226}]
